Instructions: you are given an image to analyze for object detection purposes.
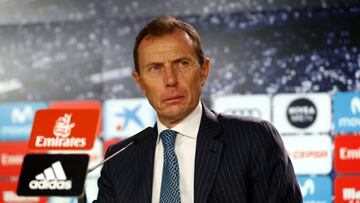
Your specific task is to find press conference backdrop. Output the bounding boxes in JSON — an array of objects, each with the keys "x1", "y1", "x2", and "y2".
[{"x1": 0, "y1": 0, "x2": 360, "y2": 202}]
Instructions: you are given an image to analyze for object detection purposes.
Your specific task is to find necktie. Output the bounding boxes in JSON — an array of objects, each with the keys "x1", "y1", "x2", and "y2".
[{"x1": 159, "y1": 129, "x2": 181, "y2": 203}]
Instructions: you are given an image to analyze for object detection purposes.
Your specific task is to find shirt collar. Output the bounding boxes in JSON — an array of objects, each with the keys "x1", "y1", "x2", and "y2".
[{"x1": 156, "y1": 101, "x2": 202, "y2": 143}]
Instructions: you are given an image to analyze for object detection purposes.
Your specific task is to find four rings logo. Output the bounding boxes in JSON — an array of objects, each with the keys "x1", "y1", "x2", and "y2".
[
  {"x1": 29, "y1": 161, "x2": 72, "y2": 190},
  {"x1": 224, "y1": 108, "x2": 262, "y2": 118},
  {"x1": 287, "y1": 98, "x2": 317, "y2": 128}
]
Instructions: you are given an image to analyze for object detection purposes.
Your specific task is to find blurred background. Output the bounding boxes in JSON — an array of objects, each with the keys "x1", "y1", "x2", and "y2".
[{"x1": 0, "y1": 0, "x2": 360, "y2": 202}]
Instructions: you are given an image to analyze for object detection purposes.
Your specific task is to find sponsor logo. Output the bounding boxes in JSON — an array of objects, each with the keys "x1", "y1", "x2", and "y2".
[
  {"x1": 49, "y1": 100, "x2": 102, "y2": 136},
  {"x1": 34, "y1": 114, "x2": 86, "y2": 148},
  {"x1": 338, "y1": 96, "x2": 360, "y2": 128},
  {"x1": 334, "y1": 93, "x2": 360, "y2": 133},
  {"x1": 283, "y1": 136, "x2": 332, "y2": 175},
  {"x1": 289, "y1": 150, "x2": 328, "y2": 159},
  {"x1": 340, "y1": 147, "x2": 360, "y2": 160},
  {"x1": 17, "y1": 154, "x2": 88, "y2": 196},
  {"x1": 115, "y1": 105, "x2": 144, "y2": 131},
  {"x1": 1, "y1": 153, "x2": 23, "y2": 166},
  {"x1": 212, "y1": 95, "x2": 271, "y2": 120},
  {"x1": 11, "y1": 106, "x2": 34, "y2": 123},
  {"x1": 335, "y1": 176, "x2": 360, "y2": 203},
  {"x1": 273, "y1": 93, "x2": 331, "y2": 134},
  {"x1": 298, "y1": 176, "x2": 332, "y2": 203},
  {"x1": 343, "y1": 188, "x2": 360, "y2": 201},
  {"x1": 3, "y1": 190, "x2": 40, "y2": 202},
  {"x1": 352, "y1": 97, "x2": 360, "y2": 114},
  {"x1": 300, "y1": 178, "x2": 315, "y2": 197},
  {"x1": 335, "y1": 135, "x2": 360, "y2": 173},
  {"x1": 223, "y1": 108, "x2": 261, "y2": 117},
  {"x1": 287, "y1": 98, "x2": 317, "y2": 128},
  {"x1": 103, "y1": 99, "x2": 155, "y2": 139},
  {"x1": 0, "y1": 103, "x2": 47, "y2": 140},
  {"x1": 0, "y1": 141, "x2": 30, "y2": 177},
  {"x1": 29, "y1": 161, "x2": 72, "y2": 191},
  {"x1": 0, "y1": 180, "x2": 47, "y2": 203},
  {"x1": 28, "y1": 109, "x2": 99, "y2": 150}
]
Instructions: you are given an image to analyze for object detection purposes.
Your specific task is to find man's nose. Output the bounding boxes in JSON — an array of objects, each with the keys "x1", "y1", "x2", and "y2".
[{"x1": 163, "y1": 66, "x2": 178, "y2": 87}]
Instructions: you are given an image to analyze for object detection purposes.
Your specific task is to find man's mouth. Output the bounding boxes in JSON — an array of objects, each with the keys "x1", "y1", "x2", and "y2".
[{"x1": 163, "y1": 96, "x2": 184, "y2": 104}]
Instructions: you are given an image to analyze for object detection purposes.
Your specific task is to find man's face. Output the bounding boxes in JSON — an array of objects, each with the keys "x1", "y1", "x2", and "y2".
[{"x1": 132, "y1": 30, "x2": 210, "y2": 127}]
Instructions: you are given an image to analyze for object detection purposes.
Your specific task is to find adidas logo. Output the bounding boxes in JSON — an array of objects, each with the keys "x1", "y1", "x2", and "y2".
[{"x1": 28, "y1": 161, "x2": 72, "y2": 190}]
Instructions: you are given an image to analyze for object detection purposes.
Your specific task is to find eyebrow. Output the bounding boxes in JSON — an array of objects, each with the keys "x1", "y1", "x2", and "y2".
[
  {"x1": 144, "y1": 56, "x2": 193, "y2": 68},
  {"x1": 144, "y1": 62, "x2": 162, "y2": 68}
]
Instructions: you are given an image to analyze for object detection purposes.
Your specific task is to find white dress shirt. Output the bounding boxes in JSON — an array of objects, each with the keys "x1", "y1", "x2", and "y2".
[{"x1": 151, "y1": 102, "x2": 202, "y2": 203}]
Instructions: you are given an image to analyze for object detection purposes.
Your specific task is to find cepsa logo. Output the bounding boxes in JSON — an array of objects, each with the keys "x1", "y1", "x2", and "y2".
[
  {"x1": 28, "y1": 109, "x2": 99, "y2": 150},
  {"x1": 335, "y1": 176, "x2": 360, "y2": 203},
  {"x1": 335, "y1": 135, "x2": 360, "y2": 173},
  {"x1": 282, "y1": 135, "x2": 332, "y2": 175}
]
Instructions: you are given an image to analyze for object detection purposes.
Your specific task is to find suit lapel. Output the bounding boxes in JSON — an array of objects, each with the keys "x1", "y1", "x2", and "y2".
[
  {"x1": 133, "y1": 127, "x2": 158, "y2": 203},
  {"x1": 194, "y1": 105, "x2": 224, "y2": 203}
]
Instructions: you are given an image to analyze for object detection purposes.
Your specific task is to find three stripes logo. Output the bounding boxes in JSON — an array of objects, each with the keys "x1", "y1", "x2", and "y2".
[{"x1": 28, "y1": 161, "x2": 72, "y2": 190}]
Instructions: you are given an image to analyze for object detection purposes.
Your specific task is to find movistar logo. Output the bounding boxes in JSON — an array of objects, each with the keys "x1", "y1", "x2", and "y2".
[
  {"x1": 11, "y1": 106, "x2": 34, "y2": 124},
  {"x1": 338, "y1": 96, "x2": 360, "y2": 129},
  {"x1": 351, "y1": 97, "x2": 360, "y2": 114},
  {"x1": 300, "y1": 179, "x2": 315, "y2": 197}
]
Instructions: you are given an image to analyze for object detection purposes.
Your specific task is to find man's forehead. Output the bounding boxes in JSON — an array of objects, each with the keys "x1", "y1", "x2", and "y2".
[{"x1": 141, "y1": 29, "x2": 193, "y2": 45}]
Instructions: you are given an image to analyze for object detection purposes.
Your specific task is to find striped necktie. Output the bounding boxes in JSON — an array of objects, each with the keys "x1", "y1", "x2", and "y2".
[{"x1": 159, "y1": 129, "x2": 181, "y2": 203}]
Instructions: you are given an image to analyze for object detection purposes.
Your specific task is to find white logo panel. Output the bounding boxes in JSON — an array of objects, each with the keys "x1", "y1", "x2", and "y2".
[
  {"x1": 273, "y1": 93, "x2": 331, "y2": 134},
  {"x1": 212, "y1": 94, "x2": 271, "y2": 121},
  {"x1": 282, "y1": 135, "x2": 332, "y2": 175},
  {"x1": 103, "y1": 98, "x2": 156, "y2": 139}
]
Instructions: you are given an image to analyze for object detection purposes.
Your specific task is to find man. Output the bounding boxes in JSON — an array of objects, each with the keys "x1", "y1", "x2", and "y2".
[{"x1": 95, "y1": 16, "x2": 302, "y2": 202}]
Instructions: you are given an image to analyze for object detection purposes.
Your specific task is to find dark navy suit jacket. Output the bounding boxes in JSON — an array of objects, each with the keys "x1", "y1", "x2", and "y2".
[{"x1": 94, "y1": 105, "x2": 302, "y2": 202}]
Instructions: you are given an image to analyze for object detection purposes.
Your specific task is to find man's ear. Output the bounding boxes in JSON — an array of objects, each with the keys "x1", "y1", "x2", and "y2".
[
  {"x1": 132, "y1": 70, "x2": 146, "y2": 96},
  {"x1": 200, "y1": 57, "x2": 211, "y2": 87}
]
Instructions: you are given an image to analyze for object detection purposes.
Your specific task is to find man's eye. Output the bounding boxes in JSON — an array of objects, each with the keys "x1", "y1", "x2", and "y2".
[
  {"x1": 149, "y1": 65, "x2": 161, "y2": 71},
  {"x1": 178, "y1": 60, "x2": 189, "y2": 68}
]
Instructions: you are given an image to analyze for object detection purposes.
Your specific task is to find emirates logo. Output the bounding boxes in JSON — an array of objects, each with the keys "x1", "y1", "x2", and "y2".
[{"x1": 53, "y1": 114, "x2": 75, "y2": 138}]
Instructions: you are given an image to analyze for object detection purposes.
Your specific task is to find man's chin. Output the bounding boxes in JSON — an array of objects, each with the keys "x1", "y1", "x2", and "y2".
[{"x1": 160, "y1": 108, "x2": 187, "y2": 120}]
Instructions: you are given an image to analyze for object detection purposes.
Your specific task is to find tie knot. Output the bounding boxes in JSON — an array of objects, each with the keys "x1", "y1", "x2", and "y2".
[{"x1": 160, "y1": 129, "x2": 177, "y2": 149}]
